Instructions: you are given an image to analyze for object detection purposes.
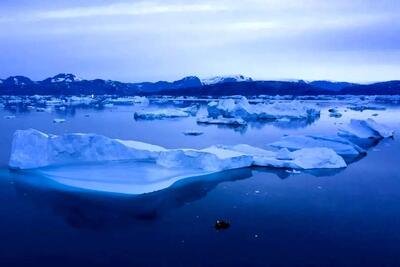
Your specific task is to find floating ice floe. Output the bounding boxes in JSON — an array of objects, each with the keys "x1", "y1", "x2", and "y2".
[
  {"x1": 36, "y1": 107, "x2": 52, "y2": 112},
  {"x1": 197, "y1": 116, "x2": 247, "y2": 126},
  {"x1": 66, "y1": 96, "x2": 96, "y2": 106},
  {"x1": 108, "y1": 96, "x2": 149, "y2": 106},
  {"x1": 206, "y1": 97, "x2": 320, "y2": 121},
  {"x1": 180, "y1": 105, "x2": 199, "y2": 116},
  {"x1": 226, "y1": 144, "x2": 347, "y2": 169},
  {"x1": 134, "y1": 108, "x2": 190, "y2": 119},
  {"x1": 53, "y1": 118, "x2": 66, "y2": 123},
  {"x1": 338, "y1": 118, "x2": 394, "y2": 140},
  {"x1": 4, "y1": 115, "x2": 16, "y2": 119},
  {"x1": 269, "y1": 135, "x2": 365, "y2": 157},
  {"x1": 45, "y1": 99, "x2": 64, "y2": 106},
  {"x1": 103, "y1": 103, "x2": 114, "y2": 108},
  {"x1": 9, "y1": 129, "x2": 347, "y2": 171},
  {"x1": 347, "y1": 104, "x2": 386, "y2": 111}
]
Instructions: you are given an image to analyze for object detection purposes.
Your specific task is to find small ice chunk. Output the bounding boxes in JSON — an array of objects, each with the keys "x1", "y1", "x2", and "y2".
[
  {"x1": 181, "y1": 105, "x2": 199, "y2": 116},
  {"x1": 183, "y1": 130, "x2": 204, "y2": 136},
  {"x1": 53, "y1": 118, "x2": 66, "y2": 123},
  {"x1": 4, "y1": 115, "x2": 16, "y2": 119},
  {"x1": 197, "y1": 116, "x2": 247, "y2": 126}
]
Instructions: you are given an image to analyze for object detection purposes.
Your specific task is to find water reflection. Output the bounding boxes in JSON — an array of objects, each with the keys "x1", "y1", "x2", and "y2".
[
  {"x1": 9, "y1": 165, "x2": 347, "y2": 231},
  {"x1": 11, "y1": 168, "x2": 253, "y2": 229}
]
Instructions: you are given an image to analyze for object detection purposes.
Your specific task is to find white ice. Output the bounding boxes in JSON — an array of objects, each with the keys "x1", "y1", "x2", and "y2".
[
  {"x1": 269, "y1": 135, "x2": 365, "y2": 157},
  {"x1": 134, "y1": 108, "x2": 190, "y2": 119},
  {"x1": 227, "y1": 144, "x2": 347, "y2": 169},
  {"x1": 338, "y1": 119, "x2": 394, "y2": 140},
  {"x1": 9, "y1": 129, "x2": 347, "y2": 171},
  {"x1": 206, "y1": 97, "x2": 320, "y2": 121}
]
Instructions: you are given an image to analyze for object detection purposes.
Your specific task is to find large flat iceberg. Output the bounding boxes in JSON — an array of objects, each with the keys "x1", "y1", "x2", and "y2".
[{"x1": 9, "y1": 129, "x2": 347, "y2": 171}]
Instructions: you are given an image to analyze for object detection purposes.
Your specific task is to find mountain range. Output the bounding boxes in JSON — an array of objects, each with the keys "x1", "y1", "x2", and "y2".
[{"x1": 0, "y1": 73, "x2": 399, "y2": 96}]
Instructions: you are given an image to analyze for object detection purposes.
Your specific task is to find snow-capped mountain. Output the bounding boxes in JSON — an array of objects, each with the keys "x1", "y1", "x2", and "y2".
[
  {"x1": 201, "y1": 75, "x2": 253, "y2": 85},
  {"x1": 44, "y1": 73, "x2": 83, "y2": 83},
  {"x1": 0, "y1": 73, "x2": 398, "y2": 95},
  {"x1": 3, "y1": 76, "x2": 35, "y2": 86}
]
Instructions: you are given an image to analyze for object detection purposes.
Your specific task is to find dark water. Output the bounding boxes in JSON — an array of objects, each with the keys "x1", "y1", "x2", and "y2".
[{"x1": 1, "y1": 101, "x2": 400, "y2": 266}]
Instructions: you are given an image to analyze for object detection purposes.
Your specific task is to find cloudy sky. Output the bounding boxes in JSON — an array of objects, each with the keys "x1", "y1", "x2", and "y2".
[{"x1": 0, "y1": 0, "x2": 399, "y2": 82}]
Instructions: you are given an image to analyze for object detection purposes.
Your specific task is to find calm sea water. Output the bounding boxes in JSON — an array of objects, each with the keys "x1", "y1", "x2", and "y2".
[{"x1": 0, "y1": 100, "x2": 400, "y2": 266}]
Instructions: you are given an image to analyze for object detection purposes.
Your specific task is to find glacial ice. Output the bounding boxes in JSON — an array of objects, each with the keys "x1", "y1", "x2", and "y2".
[
  {"x1": 9, "y1": 129, "x2": 347, "y2": 171},
  {"x1": 227, "y1": 144, "x2": 347, "y2": 169},
  {"x1": 269, "y1": 135, "x2": 365, "y2": 157},
  {"x1": 9, "y1": 129, "x2": 166, "y2": 169},
  {"x1": 53, "y1": 118, "x2": 66, "y2": 123},
  {"x1": 338, "y1": 119, "x2": 394, "y2": 140},
  {"x1": 206, "y1": 97, "x2": 320, "y2": 121},
  {"x1": 157, "y1": 146, "x2": 254, "y2": 171},
  {"x1": 108, "y1": 96, "x2": 149, "y2": 105},
  {"x1": 134, "y1": 109, "x2": 190, "y2": 119},
  {"x1": 348, "y1": 104, "x2": 386, "y2": 112}
]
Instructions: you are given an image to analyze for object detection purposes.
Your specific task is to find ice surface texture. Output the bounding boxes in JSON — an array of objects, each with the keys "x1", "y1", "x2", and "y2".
[
  {"x1": 205, "y1": 97, "x2": 320, "y2": 121},
  {"x1": 9, "y1": 129, "x2": 348, "y2": 171}
]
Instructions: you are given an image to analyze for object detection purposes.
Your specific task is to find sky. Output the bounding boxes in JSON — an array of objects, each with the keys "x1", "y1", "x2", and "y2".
[{"x1": 0, "y1": 0, "x2": 399, "y2": 82}]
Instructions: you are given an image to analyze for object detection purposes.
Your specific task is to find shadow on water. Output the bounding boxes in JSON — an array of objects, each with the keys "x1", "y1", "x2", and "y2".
[
  {"x1": 10, "y1": 168, "x2": 253, "y2": 230},
  {"x1": 8, "y1": 163, "x2": 348, "y2": 231}
]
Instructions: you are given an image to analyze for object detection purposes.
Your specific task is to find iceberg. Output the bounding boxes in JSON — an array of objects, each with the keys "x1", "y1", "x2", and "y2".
[
  {"x1": 9, "y1": 129, "x2": 166, "y2": 169},
  {"x1": 180, "y1": 105, "x2": 199, "y2": 116},
  {"x1": 338, "y1": 119, "x2": 394, "y2": 140},
  {"x1": 157, "y1": 146, "x2": 253, "y2": 171},
  {"x1": 206, "y1": 97, "x2": 320, "y2": 121},
  {"x1": 228, "y1": 144, "x2": 347, "y2": 169},
  {"x1": 108, "y1": 96, "x2": 149, "y2": 106},
  {"x1": 269, "y1": 135, "x2": 365, "y2": 157},
  {"x1": 134, "y1": 108, "x2": 192, "y2": 120},
  {"x1": 9, "y1": 129, "x2": 347, "y2": 171},
  {"x1": 348, "y1": 104, "x2": 386, "y2": 111}
]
